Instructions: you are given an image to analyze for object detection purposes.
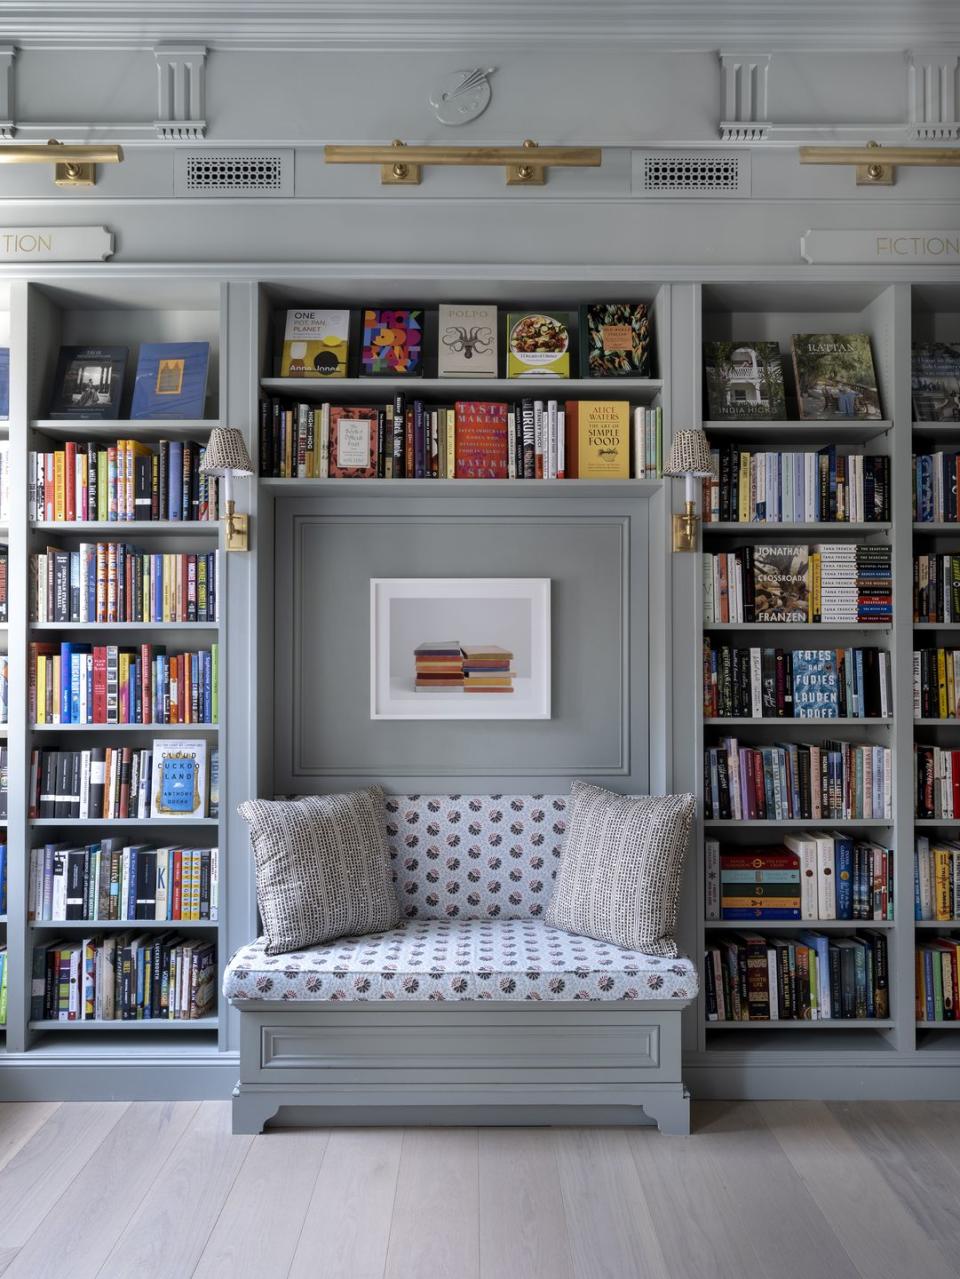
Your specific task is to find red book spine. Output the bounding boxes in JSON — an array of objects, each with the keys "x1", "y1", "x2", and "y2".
[
  {"x1": 140, "y1": 643, "x2": 152, "y2": 725},
  {"x1": 64, "y1": 441, "x2": 77, "y2": 523},
  {"x1": 751, "y1": 750, "x2": 766, "y2": 820},
  {"x1": 92, "y1": 646, "x2": 107, "y2": 722},
  {"x1": 173, "y1": 850, "x2": 183, "y2": 920}
]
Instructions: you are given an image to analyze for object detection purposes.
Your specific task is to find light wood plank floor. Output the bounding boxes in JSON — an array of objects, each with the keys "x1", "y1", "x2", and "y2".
[{"x1": 0, "y1": 1101, "x2": 957, "y2": 1279}]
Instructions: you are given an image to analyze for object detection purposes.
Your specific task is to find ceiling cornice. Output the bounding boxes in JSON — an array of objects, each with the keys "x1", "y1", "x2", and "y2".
[{"x1": 0, "y1": 0, "x2": 957, "y2": 51}]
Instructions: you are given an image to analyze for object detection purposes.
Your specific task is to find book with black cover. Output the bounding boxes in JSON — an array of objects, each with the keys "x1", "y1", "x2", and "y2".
[{"x1": 48, "y1": 346, "x2": 127, "y2": 419}]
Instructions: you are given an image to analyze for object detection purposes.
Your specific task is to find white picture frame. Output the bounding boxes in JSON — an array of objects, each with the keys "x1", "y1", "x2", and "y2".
[{"x1": 370, "y1": 577, "x2": 551, "y2": 721}]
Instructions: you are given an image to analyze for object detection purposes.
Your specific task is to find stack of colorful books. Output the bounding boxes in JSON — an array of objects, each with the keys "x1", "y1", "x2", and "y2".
[
  {"x1": 414, "y1": 641, "x2": 464, "y2": 691},
  {"x1": 461, "y1": 645, "x2": 514, "y2": 694}
]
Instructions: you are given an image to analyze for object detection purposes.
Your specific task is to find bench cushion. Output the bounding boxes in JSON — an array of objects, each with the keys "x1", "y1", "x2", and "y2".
[{"x1": 223, "y1": 918, "x2": 698, "y2": 1003}]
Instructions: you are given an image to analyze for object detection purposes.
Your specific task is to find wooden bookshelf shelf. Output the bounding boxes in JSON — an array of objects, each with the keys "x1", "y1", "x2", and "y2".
[
  {"x1": 704, "y1": 622, "x2": 891, "y2": 632},
  {"x1": 916, "y1": 1021, "x2": 960, "y2": 1029},
  {"x1": 29, "y1": 622, "x2": 220, "y2": 632},
  {"x1": 914, "y1": 523, "x2": 960, "y2": 533},
  {"x1": 704, "y1": 819, "x2": 893, "y2": 829},
  {"x1": 31, "y1": 722, "x2": 219, "y2": 733},
  {"x1": 704, "y1": 717, "x2": 892, "y2": 726},
  {"x1": 261, "y1": 375, "x2": 664, "y2": 402},
  {"x1": 705, "y1": 1019, "x2": 896, "y2": 1030},
  {"x1": 703, "y1": 420, "x2": 892, "y2": 444},
  {"x1": 29, "y1": 920, "x2": 218, "y2": 930},
  {"x1": 29, "y1": 817, "x2": 219, "y2": 827},
  {"x1": 914, "y1": 622, "x2": 960, "y2": 630},
  {"x1": 706, "y1": 919, "x2": 895, "y2": 931},
  {"x1": 28, "y1": 1018, "x2": 218, "y2": 1031},
  {"x1": 915, "y1": 718, "x2": 960, "y2": 725},
  {"x1": 259, "y1": 477, "x2": 663, "y2": 496},
  {"x1": 915, "y1": 920, "x2": 960, "y2": 929},
  {"x1": 31, "y1": 419, "x2": 217, "y2": 439},
  {"x1": 30, "y1": 521, "x2": 220, "y2": 537},
  {"x1": 704, "y1": 522, "x2": 891, "y2": 536},
  {"x1": 915, "y1": 819, "x2": 960, "y2": 827}
]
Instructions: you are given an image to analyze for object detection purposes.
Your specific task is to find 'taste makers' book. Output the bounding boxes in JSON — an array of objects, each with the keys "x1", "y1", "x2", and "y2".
[{"x1": 454, "y1": 401, "x2": 508, "y2": 478}]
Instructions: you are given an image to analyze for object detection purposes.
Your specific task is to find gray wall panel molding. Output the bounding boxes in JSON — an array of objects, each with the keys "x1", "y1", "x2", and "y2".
[
  {"x1": 719, "y1": 51, "x2": 771, "y2": 142},
  {"x1": 154, "y1": 42, "x2": 207, "y2": 139},
  {"x1": 0, "y1": 44, "x2": 16, "y2": 138},
  {"x1": 907, "y1": 47, "x2": 960, "y2": 139}
]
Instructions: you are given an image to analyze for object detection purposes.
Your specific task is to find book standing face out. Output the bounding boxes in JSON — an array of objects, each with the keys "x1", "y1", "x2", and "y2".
[
  {"x1": 453, "y1": 400, "x2": 509, "y2": 478},
  {"x1": 583, "y1": 304, "x2": 652, "y2": 377},
  {"x1": 703, "y1": 341, "x2": 786, "y2": 420},
  {"x1": 437, "y1": 304, "x2": 498, "y2": 377},
  {"x1": 49, "y1": 346, "x2": 127, "y2": 419},
  {"x1": 280, "y1": 309, "x2": 350, "y2": 378},
  {"x1": 329, "y1": 405, "x2": 378, "y2": 478},
  {"x1": 150, "y1": 739, "x2": 208, "y2": 820},
  {"x1": 564, "y1": 400, "x2": 630, "y2": 478},
  {"x1": 912, "y1": 341, "x2": 960, "y2": 422},
  {"x1": 130, "y1": 342, "x2": 210, "y2": 419},
  {"x1": 791, "y1": 333, "x2": 882, "y2": 421},
  {"x1": 752, "y1": 545, "x2": 810, "y2": 622},
  {"x1": 361, "y1": 309, "x2": 423, "y2": 376},
  {"x1": 506, "y1": 312, "x2": 573, "y2": 378}
]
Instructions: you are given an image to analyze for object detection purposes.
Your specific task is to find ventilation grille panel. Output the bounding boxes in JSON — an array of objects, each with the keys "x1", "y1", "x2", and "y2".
[
  {"x1": 174, "y1": 150, "x2": 294, "y2": 197},
  {"x1": 632, "y1": 151, "x2": 750, "y2": 198}
]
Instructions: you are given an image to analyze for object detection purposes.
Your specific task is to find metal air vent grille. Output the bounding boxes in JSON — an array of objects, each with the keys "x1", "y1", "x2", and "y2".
[
  {"x1": 632, "y1": 151, "x2": 750, "y2": 198},
  {"x1": 174, "y1": 150, "x2": 294, "y2": 197}
]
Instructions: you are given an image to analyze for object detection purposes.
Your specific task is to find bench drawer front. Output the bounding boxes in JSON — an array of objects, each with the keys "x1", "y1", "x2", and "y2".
[{"x1": 252, "y1": 1012, "x2": 673, "y2": 1085}]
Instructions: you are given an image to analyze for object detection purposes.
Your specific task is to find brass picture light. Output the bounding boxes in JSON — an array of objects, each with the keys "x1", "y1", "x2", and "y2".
[{"x1": 0, "y1": 139, "x2": 124, "y2": 187}]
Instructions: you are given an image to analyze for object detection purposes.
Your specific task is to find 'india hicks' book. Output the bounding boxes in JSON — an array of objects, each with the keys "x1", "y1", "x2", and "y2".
[{"x1": 563, "y1": 401, "x2": 630, "y2": 478}]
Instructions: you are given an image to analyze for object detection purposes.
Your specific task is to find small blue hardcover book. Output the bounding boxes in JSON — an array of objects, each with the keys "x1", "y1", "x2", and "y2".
[{"x1": 130, "y1": 342, "x2": 209, "y2": 420}]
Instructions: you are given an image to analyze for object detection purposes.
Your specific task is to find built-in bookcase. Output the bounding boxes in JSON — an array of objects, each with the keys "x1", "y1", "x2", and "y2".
[
  {"x1": 697, "y1": 282, "x2": 914, "y2": 1056},
  {"x1": 911, "y1": 283, "x2": 960, "y2": 1051},
  {"x1": 4, "y1": 279, "x2": 226, "y2": 1058}
]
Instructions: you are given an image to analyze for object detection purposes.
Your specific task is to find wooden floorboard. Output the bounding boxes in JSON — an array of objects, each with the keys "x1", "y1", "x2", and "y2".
[{"x1": 0, "y1": 1102, "x2": 954, "y2": 1278}]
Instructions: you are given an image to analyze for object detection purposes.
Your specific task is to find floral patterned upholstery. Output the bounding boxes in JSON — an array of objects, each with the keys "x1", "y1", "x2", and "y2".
[
  {"x1": 223, "y1": 918, "x2": 698, "y2": 1003},
  {"x1": 225, "y1": 794, "x2": 698, "y2": 1004}
]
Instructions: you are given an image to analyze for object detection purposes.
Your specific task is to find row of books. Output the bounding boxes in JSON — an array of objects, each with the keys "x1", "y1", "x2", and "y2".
[
  {"x1": 28, "y1": 440, "x2": 219, "y2": 523},
  {"x1": 275, "y1": 304, "x2": 654, "y2": 381},
  {"x1": 914, "y1": 453, "x2": 960, "y2": 523},
  {"x1": 704, "y1": 739, "x2": 892, "y2": 822},
  {"x1": 705, "y1": 930, "x2": 890, "y2": 1021},
  {"x1": 0, "y1": 750, "x2": 6, "y2": 821},
  {"x1": 0, "y1": 543, "x2": 6, "y2": 623},
  {"x1": 0, "y1": 655, "x2": 7, "y2": 725},
  {"x1": 29, "y1": 742, "x2": 218, "y2": 821},
  {"x1": 702, "y1": 447, "x2": 890, "y2": 525},
  {"x1": 47, "y1": 342, "x2": 209, "y2": 420},
  {"x1": 915, "y1": 838, "x2": 960, "y2": 921},
  {"x1": 0, "y1": 442, "x2": 9, "y2": 523},
  {"x1": 914, "y1": 555, "x2": 960, "y2": 623},
  {"x1": 259, "y1": 395, "x2": 663, "y2": 483},
  {"x1": 0, "y1": 840, "x2": 5, "y2": 914},
  {"x1": 703, "y1": 544, "x2": 892, "y2": 625},
  {"x1": 31, "y1": 546, "x2": 219, "y2": 624},
  {"x1": 915, "y1": 746, "x2": 960, "y2": 820},
  {"x1": 703, "y1": 640, "x2": 891, "y2": 720},
  {"x1": 917, "y1": 940, "x2": 960, "y2": 1021},
  {"x1": 29, "y1": 843, "x2": 219, "y2": 922},
  {"x1": 0, "y1": 948, "x2": 6, "y2": 1026},
  {"x1": 32, "y1": 935, "x2": 216, "y2": 1021},
  {"x1": 30, "y1": 641, "x2": 218, "y2": 726},
  {"x1": 914, "y1": 648, "x2": 960, "y2": 720},
  {"x1": 706, "y1": 838, "x2": 893, "y2": 922},
  {"x1": 703, "y1": 335, "x2": 883, "y2": 422}
]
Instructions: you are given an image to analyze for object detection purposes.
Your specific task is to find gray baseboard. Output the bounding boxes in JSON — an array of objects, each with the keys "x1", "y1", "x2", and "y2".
[
  {"x1": 0, "y1": 1053, "x2": 240, "y2": 1102},
  {"x1": 686, "y1": 1058, "x2": 960, "y2": 1101}
]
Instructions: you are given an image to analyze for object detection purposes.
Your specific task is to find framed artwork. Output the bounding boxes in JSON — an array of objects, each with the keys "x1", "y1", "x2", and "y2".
[{"x1": 370, "y1": 577, "x2": 551, "y2": 720}]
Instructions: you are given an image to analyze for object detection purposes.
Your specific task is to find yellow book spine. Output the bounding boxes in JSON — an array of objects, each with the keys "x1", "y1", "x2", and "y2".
[
  {"x1": 948, "y1": 653, "x2": 957, "y2": 721},
  {"x1": 36, "y1": 653, "x2": 46, "y2": 725},
  {"x1": 447, "y1": 408, "x2": 456, "y2": 479},
  {"x1": 162, "y1": 553, "x2": 172, "y2": 622},
  {"x1": 935, "y1": 849, "x2": 952, "y2": 920},
  {"x1": 51, "y1": 655, "x2": 60, "y2": 723},
  {"x1": 738, "y1": 453, "x2": 750, "y2": 523}
]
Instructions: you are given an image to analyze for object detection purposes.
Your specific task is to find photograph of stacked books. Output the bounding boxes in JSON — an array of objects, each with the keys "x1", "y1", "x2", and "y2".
[
  {"x1": 414, "y1": 641, "x2": 464, "y2": 691},
  {"x1": 704, "y1": 929, "x2": 889, "y2": 1022},
  {"x1": 461, "y1": 644, "x2": 514, "y2": 694}
]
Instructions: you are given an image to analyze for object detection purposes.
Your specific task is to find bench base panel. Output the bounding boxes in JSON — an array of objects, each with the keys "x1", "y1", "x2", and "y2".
[{"x1": 231, "y1": 1000, "x2": 692, "y2": 1135}]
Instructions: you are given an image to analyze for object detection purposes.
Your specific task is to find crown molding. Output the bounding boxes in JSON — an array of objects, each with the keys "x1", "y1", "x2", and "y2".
[{"x1": 1, "y1": 1, "x2": 959, "y2": 51}]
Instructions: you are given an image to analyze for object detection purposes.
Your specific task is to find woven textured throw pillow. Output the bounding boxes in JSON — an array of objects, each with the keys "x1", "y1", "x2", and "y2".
[
  {"x1": 238, "y1": 787, "x2": 400, "y2": 956},
  {"x1": 545, "y1": 782, "x2": 695, "y2": 957}
]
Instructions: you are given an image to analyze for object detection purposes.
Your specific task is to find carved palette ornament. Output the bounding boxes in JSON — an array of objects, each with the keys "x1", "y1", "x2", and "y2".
[{"x1": 429, "y1": 68, "x2": 495, "y2": 126}]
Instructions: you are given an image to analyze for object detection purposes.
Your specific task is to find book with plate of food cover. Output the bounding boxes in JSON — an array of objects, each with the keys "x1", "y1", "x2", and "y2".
[
  {"x1": 328, "y1": 405, "x2": 378, "y2": 478},
  {"x1": 438, "y1": 304, "x2": 497, "y2": 377},
  {"x1": 361, "y1": 309, "x2": 423, "y2": 376},
  {"x1": 506, "y1": 311, "x2": 573, "y2": 379},
  {"x1": 753, "y1": 544, "x2": 810, "y2": 622},
  {"x1": 563, "y1": 400, "x2": 630, "y2": 478},
  {"x1": 703, "y1": 341, "x2": 787, "y2": 420},
  {"x1": 131, "y1": 341, "x2": 210, "y2": 419},
  {"x1": 583, "y1": 303, "x2": 652, "y2": 377},
  {"x1": 912, "y1": 341, "x2": 960, "y2": 422},
  {"x1": 791, "y1": 333, "x2": 882, "y2": 420},
  {"x1": 280, "y1": 308, "x2": 350, "y2": 378},
  {"x1": 48, "y1": 346, "x2": 127, "y2": 419}
]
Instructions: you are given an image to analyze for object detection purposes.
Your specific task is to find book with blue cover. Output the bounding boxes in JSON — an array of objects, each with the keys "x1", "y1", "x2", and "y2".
[
  {"x1": 791, "y1": 648, "x2": 839, "y2": 718},
  {"x1": 131, "y1": 342, "x2": 209, "y2": 419}
]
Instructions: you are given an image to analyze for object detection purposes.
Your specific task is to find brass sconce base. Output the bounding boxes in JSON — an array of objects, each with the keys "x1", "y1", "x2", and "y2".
[
  {"x1": 55, "y1": 161, "x2": 96, "y2": 187},
  {"x1": 672, "y1": 501, "x2": 699, "y2": 552},
  {"x1": 224, "y1": 502, "x2": 249, "y2": 552}
]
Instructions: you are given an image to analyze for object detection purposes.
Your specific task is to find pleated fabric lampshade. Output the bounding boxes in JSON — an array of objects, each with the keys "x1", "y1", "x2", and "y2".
[
  {"x1": 663, "y1": 428, "x2": 716, "y2": 478},
  {"x1": 200, "y1": 426, "x2": 255, "y2": 476}
]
